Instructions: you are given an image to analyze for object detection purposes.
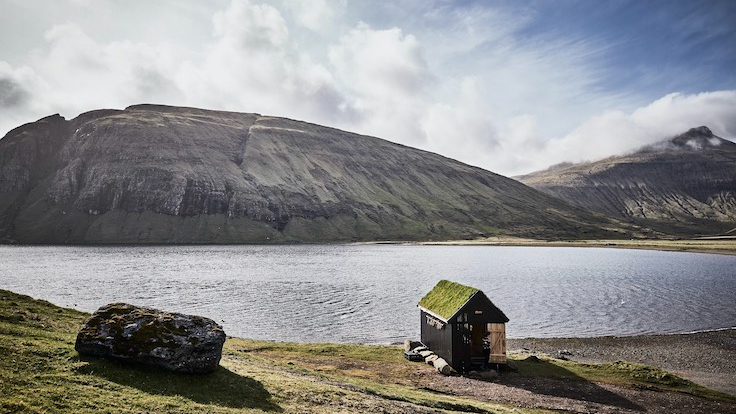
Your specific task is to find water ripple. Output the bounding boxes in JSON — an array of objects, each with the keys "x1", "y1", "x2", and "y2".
[{"x1": 1, "y1": 245, "x2": 735, "y2": 343}]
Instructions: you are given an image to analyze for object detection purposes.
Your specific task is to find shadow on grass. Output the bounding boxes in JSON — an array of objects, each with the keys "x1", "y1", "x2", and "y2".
[
  {"x1": 506, "y1": 357, "x2": 645, "y2": 412},
  {"x1": 76, "y1": 356, "x2": 282, "y2": 412}
]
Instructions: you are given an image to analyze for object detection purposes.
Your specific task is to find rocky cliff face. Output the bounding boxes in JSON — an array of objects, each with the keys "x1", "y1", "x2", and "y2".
[
  {"x1": 517, "y1": 127, "x2": 736, "y2": 236},
  {"x1": 0, "y1": 104, "x2": 632, "y2": 243}
]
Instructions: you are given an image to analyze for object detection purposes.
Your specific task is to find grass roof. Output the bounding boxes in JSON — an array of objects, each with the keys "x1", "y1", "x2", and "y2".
[{"x1": 418, "y1": 280, "x2": 479, "y2": 321}]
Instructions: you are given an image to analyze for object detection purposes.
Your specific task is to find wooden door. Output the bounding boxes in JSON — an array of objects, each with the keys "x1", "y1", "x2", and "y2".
[{"x1": 488, "y1": 323, "x2": 506, "y2": 363}]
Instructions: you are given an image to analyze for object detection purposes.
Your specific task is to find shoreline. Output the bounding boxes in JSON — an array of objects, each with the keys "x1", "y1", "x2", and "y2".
[
  {"x1": 3, "y1": 288, "x2": 735, "y2": 413},
  {"x1": 2, "y1": 238, "x2": 736, "y2": 256},
  {"x1": 412, "y1": 237, "x2": 736, "y2": 256},
  {"x1": 508, "y1": 328, "x2": 736, "y2": 397},
  {"x1": 296, "y1": 328, "x2": 736, "y2": 397},
  {"x1": 505, "y1": 325, "x2": 736, "y2": 341}
]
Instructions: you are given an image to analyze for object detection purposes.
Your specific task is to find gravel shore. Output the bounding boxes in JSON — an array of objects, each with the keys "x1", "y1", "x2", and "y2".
[{"x1": 508, "y1": 328, "x2": 736, "y2": 396}]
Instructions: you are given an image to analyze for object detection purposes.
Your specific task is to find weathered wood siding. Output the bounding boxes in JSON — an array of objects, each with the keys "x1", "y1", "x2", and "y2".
[
  {"x1": 419, "y1": 289, "x2": 508, "y2": 371},
  {"x1": 419, "y1": 311, "x2": 454, "y2": 366}
]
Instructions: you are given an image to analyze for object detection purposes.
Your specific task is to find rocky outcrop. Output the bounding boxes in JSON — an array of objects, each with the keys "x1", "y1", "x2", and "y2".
[
  {"x1": 517, "y1": 127, "x2": 736, "y2": 236},
  {"x1": 75, "y1": 303, "x2": 226, "y2": 374},
  {"x1": 0, "y1": 104, "x2": 636, "y2": 243}
]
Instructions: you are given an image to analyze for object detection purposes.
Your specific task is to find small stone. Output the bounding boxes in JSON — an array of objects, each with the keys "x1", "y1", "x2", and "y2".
[
  {"x1": 482, "y1": 370, "x2": 499, "y2": 379},
  {"x1": 434, "y1": 357, "x2": 456, "y2": 376},
  {"x1": 418, "y1": 350, "x2": 435, "y2": 358},
  {"x1": 75, "y1": 303, "x2": 226, "y2": 374},
  {"x1": 425, "y1": 354, "x2": 439, "y2": 365}
]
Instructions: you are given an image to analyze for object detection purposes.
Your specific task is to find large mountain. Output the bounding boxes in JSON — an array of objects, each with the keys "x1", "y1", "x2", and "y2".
[
  {"x1": 0, "y1": 104, "x2": 633, "y2": 244},
  {"x1": 517, "y1": 127, "x2": 736, "y2": 236}
]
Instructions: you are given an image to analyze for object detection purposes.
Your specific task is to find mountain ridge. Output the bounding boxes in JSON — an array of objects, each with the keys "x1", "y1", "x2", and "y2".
[
  {"x1": 516, "y1": 126, "x2": 736, "y2": 236},
  {"x1": 0, "y1": 104, "x2": 636, "y2": 244}
]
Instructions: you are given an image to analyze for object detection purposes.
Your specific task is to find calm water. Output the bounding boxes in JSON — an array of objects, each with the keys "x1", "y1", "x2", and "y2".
[{"x1": 1, "y1": 245, "x2": 734, "y2": 343}]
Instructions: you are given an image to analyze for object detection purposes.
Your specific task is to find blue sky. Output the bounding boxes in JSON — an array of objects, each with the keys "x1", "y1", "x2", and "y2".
[
  {"x1": 511, "y1": 0, "x2": 736, "y2": 96},
  {"x1": 1, "y1": 0, "x2": 735, "y2": 175}
]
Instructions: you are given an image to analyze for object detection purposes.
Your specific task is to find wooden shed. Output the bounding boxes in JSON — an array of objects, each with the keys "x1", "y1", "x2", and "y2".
[{"x1": 418, "y1": 280, "x2": 509, "y2": 373}]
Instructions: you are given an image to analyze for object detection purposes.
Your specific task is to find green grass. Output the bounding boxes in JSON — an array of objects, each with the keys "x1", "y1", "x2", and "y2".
[
  {"x1": 0, "y1": 291, "x2": 278, "y2": 413},
  {"x1": 510, "y1": 354, "x2": 735, "y2": 402},
  {"x1": 417, "y1": 280, "x2": 478, "y2": 320},
  {"x1": 1, "y1": 289, "x2": 732, "y2": 413},
  {"x1": 225, "y1": 339, "x2": 532, "y2": 414},
  {"x1": 0, "y1": 289, "x2": 538, "y2": 413}
]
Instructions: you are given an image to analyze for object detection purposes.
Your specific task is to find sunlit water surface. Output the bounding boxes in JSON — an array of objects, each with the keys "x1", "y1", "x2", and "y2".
[{"x1": 1, "y1": 245, "x2": 734, "y2": 343}]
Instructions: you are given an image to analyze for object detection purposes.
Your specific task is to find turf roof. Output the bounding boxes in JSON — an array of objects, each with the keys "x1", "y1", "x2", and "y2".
[{"x1": 418, "y1": 280, "x2": 479, "y2": 321}]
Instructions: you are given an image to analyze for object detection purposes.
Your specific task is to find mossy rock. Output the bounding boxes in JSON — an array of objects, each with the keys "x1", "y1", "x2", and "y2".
[{"x1": 75, "y1": 303, "x2": 226, "y2": 374}]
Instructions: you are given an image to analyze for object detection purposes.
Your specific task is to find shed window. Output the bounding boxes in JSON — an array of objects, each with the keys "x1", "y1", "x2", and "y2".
[{"x1": 457, "y1": 323, "x2": 472, "y2": 345}]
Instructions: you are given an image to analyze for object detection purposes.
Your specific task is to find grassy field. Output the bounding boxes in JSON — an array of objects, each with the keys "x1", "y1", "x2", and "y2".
[{"x1": 1, "y1": 289, "x2": 732, "y2": 413}]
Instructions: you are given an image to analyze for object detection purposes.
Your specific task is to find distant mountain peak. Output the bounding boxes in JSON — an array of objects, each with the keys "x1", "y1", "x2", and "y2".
[
  {"x1": 517, "y1": 126, "x2": 736, "y2": 236},
  {"x1": 670, "y1": 125, "x2": 722, "y2": 149},
  {"x1": 639, "y1": 125, "x2": 732, "y2": 154},
  {"x1": 684, "y1": 125, "x2": 713, "y2": 136}
]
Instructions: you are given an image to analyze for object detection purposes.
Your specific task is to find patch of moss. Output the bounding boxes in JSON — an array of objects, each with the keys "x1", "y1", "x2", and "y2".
[
  {"x1": 603, "y1": 360, "x2": 693, "y2": 387},
  {"x1": 77, "y1": 304, "x2": 199, "y2": 357},
  {"x1": 509, "y1": 354, "x2": 735, "y2": 402},
  {"x1": 417, "y1": 280, "x2": 479, "y2": 320}
]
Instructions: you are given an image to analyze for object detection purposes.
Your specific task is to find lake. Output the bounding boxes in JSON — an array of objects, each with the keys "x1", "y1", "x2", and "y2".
[{"x1": 1, "y1": 244, "x2": 734, "y2": 343}]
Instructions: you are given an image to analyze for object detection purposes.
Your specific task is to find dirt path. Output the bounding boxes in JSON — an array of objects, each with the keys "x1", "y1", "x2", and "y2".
[
  {"x1": 412, "y1": 368, "x2": 736, "y2": 413},
  {"x1": 398, "y1": 329, "x2": 736, "y2": 413},
  {"x1": 240, "y1": 329, "x2": 736, "y2": 413}
]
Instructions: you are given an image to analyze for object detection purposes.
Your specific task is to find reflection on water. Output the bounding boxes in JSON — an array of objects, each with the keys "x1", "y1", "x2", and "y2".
[{"x1": 1, "y1": 244, "x2": 735, "y2": 343}]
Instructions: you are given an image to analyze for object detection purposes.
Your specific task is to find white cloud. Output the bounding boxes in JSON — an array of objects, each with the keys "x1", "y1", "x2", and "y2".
[
  {"x1": 329, "y1": 23, "x2": 430, "y2": 97},
  {"x1": 0, "y1": 62, "x2": 42, "y2": 109},
  {"x1": 501, "y1": 91, "x2": 736, "y2": 175},
  {"x1": 32, "y1": 23, "x2": 184, "y2": 116},
  {"x1": 0, "y1": 61, "x2": 52, "y2": 132},
  {"x1": 187, "y1": 0, "x2": 349, "y2": 124},
  {"x1": 280, "y1": 0, "x2": 345, "y2": 33},
  {"x1": 422, "y1": 104, "x2": 498, "y2": 159},
  {"x1": 0, "y1": 1, "x2": 350, "y2": 134},
  {"x1": 1, "y1": 1, "x2": 734, "y2": 181},
  {"x1": 212, "y1": 1, "x2": 289, "y2": 50},
  {"x1": 412, "y1": 90, "x2": 736, "y2": 176},
  {"x1": 629, "y1": 91, "x2": 736, "y2": 137},
  {"x1": 328, "y1": 22, "x2": 433, "y2": 145},
  {"x1": 555, "y1": 91, "x2": 736, "y2": 161}
]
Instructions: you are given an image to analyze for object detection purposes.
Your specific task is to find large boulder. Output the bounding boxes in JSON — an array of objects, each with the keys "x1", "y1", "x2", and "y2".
[{"x1": 75, "y1": 303, "x2": 226, "y2": 374}]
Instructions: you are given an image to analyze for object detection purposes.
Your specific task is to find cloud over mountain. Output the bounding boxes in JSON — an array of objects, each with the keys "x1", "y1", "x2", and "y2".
[{"x1": 1, "y1": 0, "x2": 734, "y2": 176}]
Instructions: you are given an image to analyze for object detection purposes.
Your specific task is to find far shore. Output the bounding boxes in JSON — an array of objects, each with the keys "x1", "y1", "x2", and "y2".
[
  {"x1": 2, "y1": 237, "x2": 736, "y2": 256},
  {"x1": 404, "y1": 236, "x2": 736, "y2": 256}
]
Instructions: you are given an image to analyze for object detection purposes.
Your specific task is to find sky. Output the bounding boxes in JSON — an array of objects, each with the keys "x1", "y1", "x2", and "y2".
[{"x1": 1, "y1": 0, "x2": 735, "y2": 176}]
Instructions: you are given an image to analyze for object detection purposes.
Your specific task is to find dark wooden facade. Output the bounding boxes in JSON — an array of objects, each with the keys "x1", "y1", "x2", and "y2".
[{"x1": 419, "y1": 286, "x2": 509, "y2": 372}]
